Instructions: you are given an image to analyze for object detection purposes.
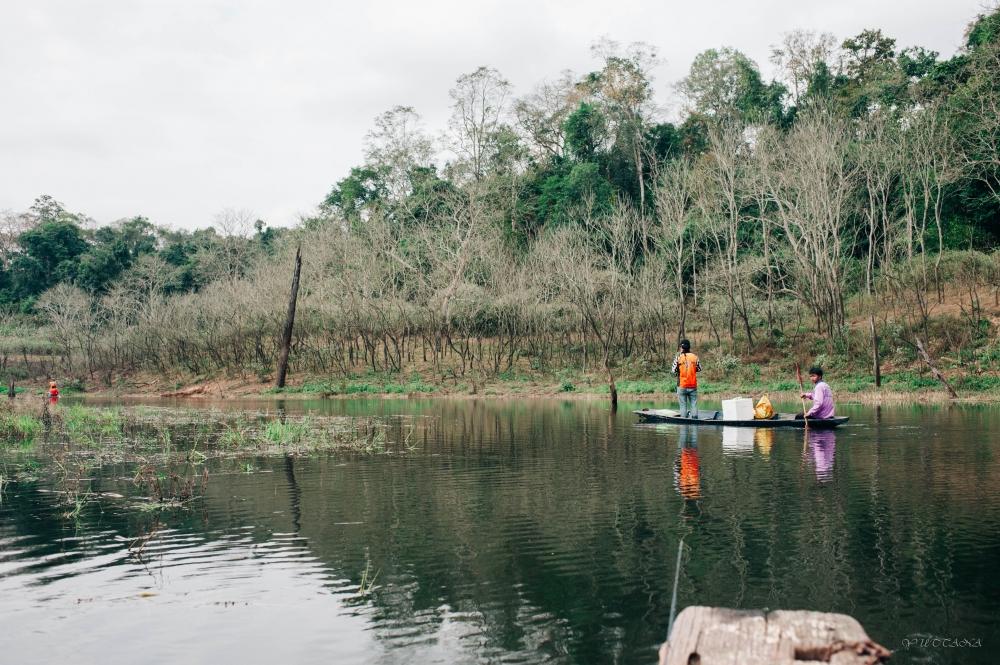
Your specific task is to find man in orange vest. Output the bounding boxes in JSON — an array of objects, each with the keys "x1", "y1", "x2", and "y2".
[{"x1": 671, "y1": 339, "x2": 702, "y2": 419}]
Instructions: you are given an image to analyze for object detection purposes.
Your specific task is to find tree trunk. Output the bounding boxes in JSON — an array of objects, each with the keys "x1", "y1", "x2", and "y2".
[
  {"x1": 606, "y1": 363, "x2": 618, "y2": 413},
  {"x1": 275, "y1": 246, "x2": 302, "y2": 389},
  {"x1": 869, "y1": 315, "x2": 882, "y2": 388},
  {"x1": 914, "y1": 338, "x2": 957, "y2": 398}
]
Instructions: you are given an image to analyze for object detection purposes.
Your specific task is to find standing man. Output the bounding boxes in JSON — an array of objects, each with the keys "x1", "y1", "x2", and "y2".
[
  {"x1": 672, "y1": 339, "x2": 702, "y2": 419},
  {"x1": 797, "y1": 365, "x2": 835, "y2": 419}
]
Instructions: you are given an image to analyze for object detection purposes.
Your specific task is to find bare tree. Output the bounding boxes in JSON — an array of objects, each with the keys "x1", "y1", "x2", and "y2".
[
  {"x1": 36, "y1": 284, "x2": 95, "y2": 376},
  {"x1": 856, "y1": 109, "x2": 903, "y2": 295},
  {"x1": 0, "y1": 209, "x2": 31, "y2": 263},
  {"x1": 514, "y1": 71, "x2": 580, "y2": 159},
  {"x1": 755, "y1": 112, "x2": 858, "y2": 336},
  {"x1": 364, "y1": 105, "x2": 434, "y2": 201},
  {"x1": 539, "y1": 199, "x2": 642, "y2": 410},
  {"x1": 208, "y1": 208, "x2": 260, "y2": 280},
  {"x1": 694, "y1": 121, "x2": 756, "y2": 349},
  {"x1": 960, "y1": 42, "x2": 1000, "y2": 204},
  {"x1": 447, "y1": 67, "x2": 512, "y2": 181},
  {"x1": 899, "y1": 102, "x2": 962, "y2": 296},
  {"x1": 653, "y1": 159, "x2": 697, "y2": 344},
  {"x1": 770, "y1": 30, "x2": 838, "y2": 103}
]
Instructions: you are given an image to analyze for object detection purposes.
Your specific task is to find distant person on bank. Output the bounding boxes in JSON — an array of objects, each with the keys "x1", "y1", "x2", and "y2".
[
  {"x1": 796, "y1": 366, "x2": 835, "y2": 419},
  {"x1": 671, "y1": 339, "x2": 701, "y2": 419}
]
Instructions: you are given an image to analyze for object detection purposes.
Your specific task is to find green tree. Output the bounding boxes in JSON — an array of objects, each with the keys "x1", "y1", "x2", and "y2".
[
  {"x1": 322, "y1": 166, "x2": 389, "y2": 224},
  {"x1": 563, "y1": 102, "x2": 608, "y2": 161},
  {"x1": 76, "y1": 217, "x2": 158, "y2": 292},
  {"x1": 579, "y1": 41, "x2": 659, "y2": 210},
  {"x1": 678, "y1": 48, "x2": 786, "y2": 123},
  {"x1": 9, "y1": 219, "x2": 89, "y2": 302}
]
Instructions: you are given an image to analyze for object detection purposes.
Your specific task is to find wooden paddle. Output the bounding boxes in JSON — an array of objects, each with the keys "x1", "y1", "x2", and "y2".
[{"x1": 795, "y1": 362, "x2": 809, "y2": 430}]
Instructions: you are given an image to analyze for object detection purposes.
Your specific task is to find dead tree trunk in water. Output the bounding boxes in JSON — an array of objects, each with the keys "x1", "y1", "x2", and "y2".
[
  {"x1": 275, "y1": 246, "x2": 302, "y2": 389},
  {"x1": 607, "y1": 365, "x2": 618, "y2": 413}
]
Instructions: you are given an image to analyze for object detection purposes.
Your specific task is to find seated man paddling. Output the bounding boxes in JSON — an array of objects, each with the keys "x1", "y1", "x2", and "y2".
[{"x1": 796, "y1": 365, "x2": 835, "y2": 420}]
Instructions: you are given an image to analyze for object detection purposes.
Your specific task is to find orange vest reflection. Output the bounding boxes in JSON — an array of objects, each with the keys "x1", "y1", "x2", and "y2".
[{"x1": 677, "y1": 447, "x2": 701, "y2": 499}]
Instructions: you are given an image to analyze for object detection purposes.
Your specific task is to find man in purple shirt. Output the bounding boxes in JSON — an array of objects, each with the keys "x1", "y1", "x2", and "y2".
[{"x1": 796, "y1": 365, "x2": 835, "y2": 419}]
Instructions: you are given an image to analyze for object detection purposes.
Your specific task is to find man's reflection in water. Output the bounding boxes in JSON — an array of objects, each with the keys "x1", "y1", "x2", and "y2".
[
  {"x1": 807, "y1": 429, "x2": 837, "y2": 482},
  {"x1": 675, "y1": 425, "x2": 701, "y2": 500},
  {"x1": 754, "y1": 428, "x2": 774, "y2": 456}
]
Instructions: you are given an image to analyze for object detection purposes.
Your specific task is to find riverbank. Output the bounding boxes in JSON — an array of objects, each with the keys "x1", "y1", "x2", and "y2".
[{"x1": 39, "y1": 365, "x2": 1000, "y2": 404}]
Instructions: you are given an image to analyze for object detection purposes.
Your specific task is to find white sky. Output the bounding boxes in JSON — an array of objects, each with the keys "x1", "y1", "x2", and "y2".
[{"x1": 0, "y1": 0, "x2": 987, "y2": 229}]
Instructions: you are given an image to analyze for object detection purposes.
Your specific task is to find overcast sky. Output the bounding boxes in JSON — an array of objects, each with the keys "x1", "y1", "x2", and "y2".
[{"x1": 0, "y1": 0, "x2": 987, "y2": 230}]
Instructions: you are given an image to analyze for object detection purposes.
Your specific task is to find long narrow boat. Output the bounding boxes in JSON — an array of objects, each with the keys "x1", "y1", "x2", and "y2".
[{"x1": 633, "y1": 408, "x2": 849, "y2": 429}]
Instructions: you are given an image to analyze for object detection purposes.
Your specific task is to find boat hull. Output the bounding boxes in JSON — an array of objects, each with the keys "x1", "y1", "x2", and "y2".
[{"x1": 633, "y1": 409, "x2": 848, "y2": 429}]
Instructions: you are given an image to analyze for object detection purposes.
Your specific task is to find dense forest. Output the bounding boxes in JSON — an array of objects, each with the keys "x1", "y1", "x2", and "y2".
[{"x1": 3, "y1": 8, "x2": 999, "y2": 394}]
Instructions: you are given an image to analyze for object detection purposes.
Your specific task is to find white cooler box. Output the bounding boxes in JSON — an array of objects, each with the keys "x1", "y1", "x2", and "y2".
[{"x1": 721, "y1": 398, "x2": 755, "y2": 421}]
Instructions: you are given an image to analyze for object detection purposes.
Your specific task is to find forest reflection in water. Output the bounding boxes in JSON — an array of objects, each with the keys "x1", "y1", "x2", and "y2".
[{"x1": 0, "y1": 398, "x2": 997, "y2": 665}]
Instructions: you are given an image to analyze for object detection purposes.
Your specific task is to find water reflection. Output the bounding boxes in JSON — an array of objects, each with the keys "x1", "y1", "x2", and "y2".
[
  {"x1": 675, "y1": 425, "x2": 700, "y2": 500},
  {"x1": 807, "y1": 429, "x2": 837, "y2": 482},
  {"x1": 753, "y1": 428, "x2": 774, "y2": 456},
  {"x1": 3, "y1": 398, "x2": 999, "y2": 665},
  {"x1": 721, "y1": 426, "x2": 754, "y2": 456}
]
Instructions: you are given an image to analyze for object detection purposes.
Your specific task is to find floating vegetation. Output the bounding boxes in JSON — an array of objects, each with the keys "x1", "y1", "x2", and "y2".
[
  {"x1": 357, "y1": 560, "x2": 380, "y2": 596},
  {"x1": 1, "y1": 398, "x2": 394, "y2": 460},
  {"x1": 0, "y1": 398, "x2": 404, "y2": 515}
]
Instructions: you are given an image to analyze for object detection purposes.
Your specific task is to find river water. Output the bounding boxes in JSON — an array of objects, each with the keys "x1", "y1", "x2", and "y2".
[{"x1": 1, "y1": 397, "x2": 997, "y2": 664}]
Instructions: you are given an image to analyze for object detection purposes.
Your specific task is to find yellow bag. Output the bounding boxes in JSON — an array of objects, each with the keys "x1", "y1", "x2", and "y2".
[{"x1": 754, "y1": 394, "x2": 774, "y2": 419}]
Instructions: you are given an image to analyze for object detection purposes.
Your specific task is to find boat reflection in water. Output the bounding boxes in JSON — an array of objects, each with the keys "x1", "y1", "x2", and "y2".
[
  {"x1": 721, "y1": 426, "x2": 754, "y2": 456},
  {"x1": 807, "y1": 429, "x2": 837, "y2": 482},
  {"x1": 675, "y1": 425, "x2": 701, "y2": 500},
  {"x1": 754, "y1": 428, "x2": 774, "y2": 456}
]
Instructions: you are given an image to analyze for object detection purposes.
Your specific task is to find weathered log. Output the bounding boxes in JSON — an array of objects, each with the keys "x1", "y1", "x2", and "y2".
[{"x1": 662, "y1": 606, "x2": 891, "y2": 665}]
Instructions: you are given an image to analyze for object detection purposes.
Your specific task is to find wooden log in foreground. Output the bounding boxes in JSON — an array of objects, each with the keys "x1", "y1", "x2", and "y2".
[{"x1": 662, "y1": 606, "x2": 891, "y2": 665}]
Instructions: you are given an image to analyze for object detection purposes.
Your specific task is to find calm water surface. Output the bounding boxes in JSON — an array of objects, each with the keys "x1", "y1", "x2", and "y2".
[{"x1": 1, "y1": 397, "x2": 997, "y2": 664}]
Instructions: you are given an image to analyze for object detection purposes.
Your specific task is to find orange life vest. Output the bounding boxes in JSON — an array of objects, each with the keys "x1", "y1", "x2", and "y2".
[{"x1": 677, "y1": 352, "x2": 699, "y2": 389}]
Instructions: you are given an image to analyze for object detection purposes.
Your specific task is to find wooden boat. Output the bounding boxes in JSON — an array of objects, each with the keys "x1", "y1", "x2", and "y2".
[{"x1": 633, "y1": 408, "x2": 849, "y2": 429}]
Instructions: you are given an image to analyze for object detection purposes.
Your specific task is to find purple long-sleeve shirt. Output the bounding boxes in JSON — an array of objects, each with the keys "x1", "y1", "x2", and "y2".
[{"x1": 804, "y1": 381, "x2": 835, "y2": 419}]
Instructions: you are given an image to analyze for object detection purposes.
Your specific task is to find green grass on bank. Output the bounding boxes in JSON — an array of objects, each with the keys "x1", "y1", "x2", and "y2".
[
  {"x1": 0, "y1": 412, "x2": 42, "y2": 445},
  {"x1": 257, "y1": 366, "x2": 1000, "y2": 399},
  {"x1": 530, "y1": 369, "x2": 998, "y2": 397}
]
